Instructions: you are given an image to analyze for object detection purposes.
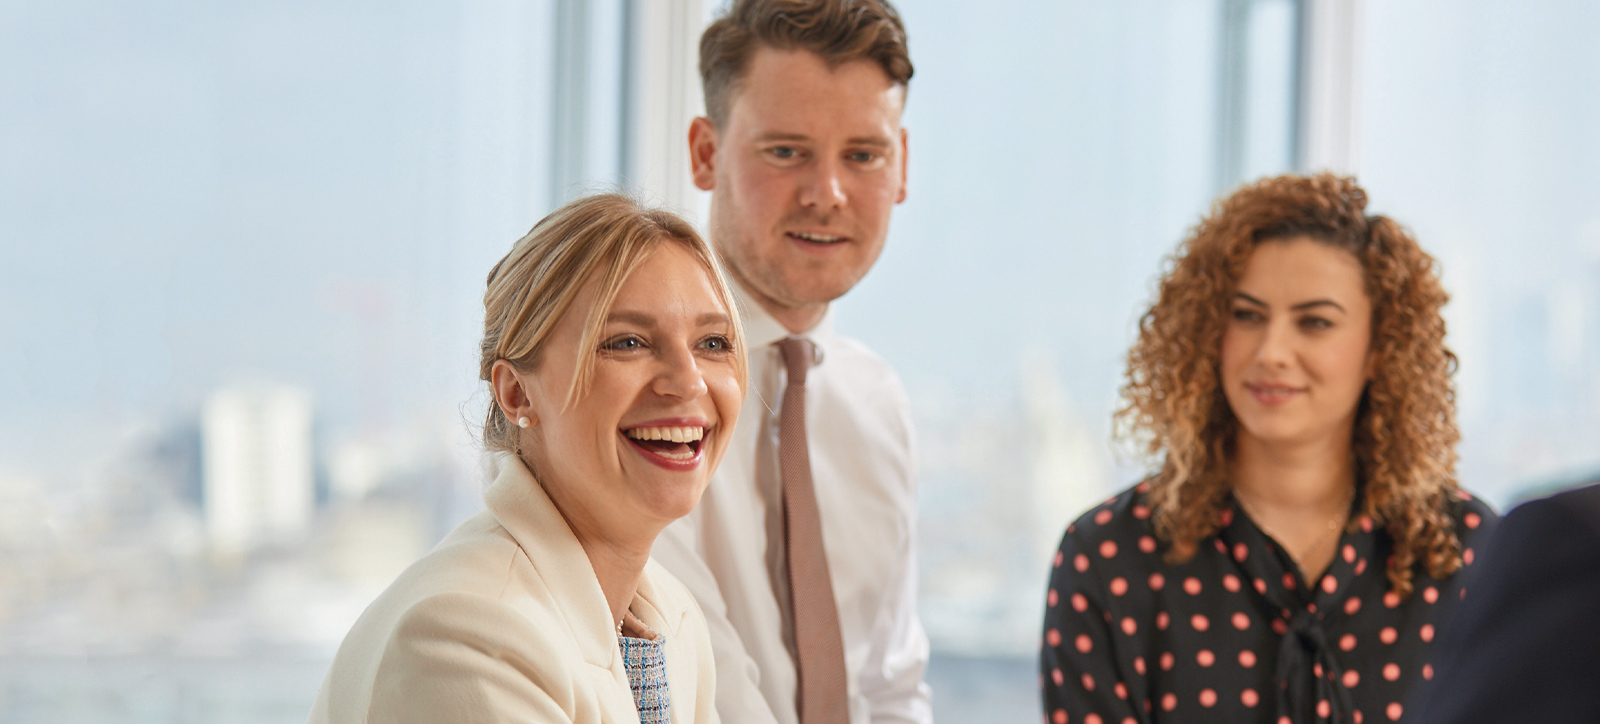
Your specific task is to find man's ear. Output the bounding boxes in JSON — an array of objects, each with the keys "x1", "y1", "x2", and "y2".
[
  {"x1": 490, "y1": 359, "x2": 537, "y2": 427},
  {"x1": 895, "y1": 126, "x2": 909, "y2": 204},
  {"x1": 689, "y1": 116, "x2": 719, "y2": 192}
]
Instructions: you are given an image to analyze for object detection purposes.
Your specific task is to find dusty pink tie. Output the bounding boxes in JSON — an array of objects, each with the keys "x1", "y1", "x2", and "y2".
[{"x1": 777, "y1": 337, "x2": 850, "y2": 724}]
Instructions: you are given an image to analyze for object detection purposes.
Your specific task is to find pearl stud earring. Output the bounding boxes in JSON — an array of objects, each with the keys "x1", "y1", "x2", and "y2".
[{"x1": 517, "y1": 416, "x2": 531, "y2": 429}]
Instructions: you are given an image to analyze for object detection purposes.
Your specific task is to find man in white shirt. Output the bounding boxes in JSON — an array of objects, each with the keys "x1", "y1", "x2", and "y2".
[{"x1": 652, "y1": 1, "x2": 932, "y2": 723}]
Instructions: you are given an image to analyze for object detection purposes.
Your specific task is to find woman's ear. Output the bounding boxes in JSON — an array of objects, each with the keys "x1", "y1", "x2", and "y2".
[{"x1": 491, "y1": 359, "x2": 537, "y2": 427}]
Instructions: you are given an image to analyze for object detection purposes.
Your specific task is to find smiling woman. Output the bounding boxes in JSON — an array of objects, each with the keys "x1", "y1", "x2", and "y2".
[
  {"x1": 307, "y1": 193, "x2": 745, "y2": 724},
  {"x1": 1040, "y1": 174, "x2": 1498, "y2": 724}
]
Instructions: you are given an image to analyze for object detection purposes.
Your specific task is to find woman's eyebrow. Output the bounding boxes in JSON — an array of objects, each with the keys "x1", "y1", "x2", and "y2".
[
  {"x1": 606, "y1": 310, "x2": 657, "y2": 328},
  {"x1": 1232, "y1": 292, "x2": 1267, "y2": 307},
  {"x1": 1290, "y1": 299, "x2": 1346, "y2": 313}
]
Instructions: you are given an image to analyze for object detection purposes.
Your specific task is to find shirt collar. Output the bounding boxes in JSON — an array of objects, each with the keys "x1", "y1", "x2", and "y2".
[{"x1": 730, "y1": 279, "x2": 834, "y2": 350}]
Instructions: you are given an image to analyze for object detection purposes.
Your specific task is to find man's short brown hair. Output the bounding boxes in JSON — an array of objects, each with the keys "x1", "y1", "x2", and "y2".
[{"x1": 699, "y1": 0, "x2": 913, "y2": 128}]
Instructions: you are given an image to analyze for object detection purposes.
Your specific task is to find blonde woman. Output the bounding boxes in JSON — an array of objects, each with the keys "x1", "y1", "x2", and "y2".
[
  {"x1": 1040, "y1": 175, "x2": 1496, "y2": 724},
  {"x1": 308, "y1": 194, "x2": 744, "y2": 723}
]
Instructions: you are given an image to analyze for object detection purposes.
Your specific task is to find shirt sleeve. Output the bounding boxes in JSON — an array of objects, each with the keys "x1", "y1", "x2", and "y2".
[
  {"x1": 653, "y1": 515, "x2": 784, "y2": 724},
  {"x1": 366, "y1": 592, "x2": 574, "y2": 723},
  {"x1": 1040, "y1": 531, "x2": 1147, "y2": 724},
  {"x1": 856, "y1": 378, "x2": 933, "y2": 724},
  {"x1": 856, "y1": 505, "x2": 933, "y2": 724}
]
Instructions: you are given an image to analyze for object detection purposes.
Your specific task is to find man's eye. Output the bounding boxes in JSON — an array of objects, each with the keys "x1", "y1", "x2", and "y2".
[
  {"x1": 771, "y1": 147, "x2": 797, "y2": 159},
  {"x1": 849, "y1": 151, "x2": 877, "y2": 163}
]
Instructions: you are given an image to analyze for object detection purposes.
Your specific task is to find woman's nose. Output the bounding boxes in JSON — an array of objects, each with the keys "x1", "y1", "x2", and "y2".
[
  {"x1": 653, "y1": 344, "x2": 708, "y2": 400},
  {"x1": 1256, "y1": 319, "x2": 1295, "y2": 368}
]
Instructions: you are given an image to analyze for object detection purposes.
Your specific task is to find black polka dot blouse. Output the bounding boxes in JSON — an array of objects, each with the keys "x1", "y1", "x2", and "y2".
[{"x1": 1040, "y1": 481, "x2": 1497, "y2": 724}]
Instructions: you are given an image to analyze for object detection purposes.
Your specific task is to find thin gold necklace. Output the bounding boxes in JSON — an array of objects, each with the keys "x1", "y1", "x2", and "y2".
[{"x1": 1233, "y1": 488, "x2": 1354, "y2": 576}]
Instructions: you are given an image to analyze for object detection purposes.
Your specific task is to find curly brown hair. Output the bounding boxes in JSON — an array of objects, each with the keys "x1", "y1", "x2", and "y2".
[{"x1": 1118, "y1": 173, "x2": 1462, "y2": 598}]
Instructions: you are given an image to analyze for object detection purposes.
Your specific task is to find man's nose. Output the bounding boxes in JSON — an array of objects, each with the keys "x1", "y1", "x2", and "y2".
[{"x1": 797, "y1": 156, "x2": 847, "y2": 210}]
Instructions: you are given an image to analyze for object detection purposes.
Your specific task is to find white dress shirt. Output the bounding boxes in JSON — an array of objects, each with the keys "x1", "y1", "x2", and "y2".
[{"x1": 654, "y1": 283, "x2": 933, "y2": 724}]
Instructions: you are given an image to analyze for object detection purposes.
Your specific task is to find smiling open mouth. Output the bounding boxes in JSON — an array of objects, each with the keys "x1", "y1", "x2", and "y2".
[
  {"x1": 787, "y1": 231, "x2": 846, "y2": 245},
  {"x1": 623, "y1": 425, "x2": 706, "y2": 461}
]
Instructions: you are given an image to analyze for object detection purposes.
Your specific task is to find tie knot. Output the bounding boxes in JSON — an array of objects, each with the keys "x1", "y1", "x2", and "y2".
[{"x1": 778, "y1": 337, "x2": 816, "y2": 385}]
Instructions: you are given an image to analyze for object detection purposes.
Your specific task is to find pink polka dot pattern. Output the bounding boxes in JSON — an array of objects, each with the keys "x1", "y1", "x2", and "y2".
[
  {"x1": 1387, "y1": 702, "x2": 1403, "y2": 720},
  {"x1": 1040, "y1": 484, "x2": 1495, "y2": 724}
]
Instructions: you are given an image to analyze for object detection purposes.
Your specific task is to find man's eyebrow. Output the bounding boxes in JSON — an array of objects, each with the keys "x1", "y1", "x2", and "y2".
[
  {"x1": 755, "y1": 132, "x2": 811, "y2": 143},
  {"x1": 846, "y1": 136, "x2": 894, "y2": 149}
]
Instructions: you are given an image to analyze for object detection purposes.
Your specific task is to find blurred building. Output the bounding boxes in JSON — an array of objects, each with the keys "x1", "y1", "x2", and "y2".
[{"x1": 202, "y1": 383, "x2": 316, "y2": 558}]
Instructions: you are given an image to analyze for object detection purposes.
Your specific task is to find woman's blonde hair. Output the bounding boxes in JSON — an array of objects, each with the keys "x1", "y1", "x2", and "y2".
[
  {"x1": 1118, "y1": 173, "x2": 1461, "y2": 598},
  {"x1": 478, "y1": 193, "x2": 745, "y2": 454}
]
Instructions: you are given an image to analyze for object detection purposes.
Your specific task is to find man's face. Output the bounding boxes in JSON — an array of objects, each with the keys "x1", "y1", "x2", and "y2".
[{"x1": 691, "y1": 47, "x2": 908, "y2": 321}]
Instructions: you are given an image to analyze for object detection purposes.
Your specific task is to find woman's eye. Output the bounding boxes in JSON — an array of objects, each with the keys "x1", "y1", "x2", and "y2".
[
  {"x1": 1231, "y1": 308, "x2": 1263, "y2": 322},
  {"x1": 603, "y1": 335, "x2": 645, "y2": 351},
  {"x1": 698, "y1": 335, "x2": 733, "y2": 352},
  {"x1": 1299, "y1": 316, "x2": 1333, "y2": 330}
]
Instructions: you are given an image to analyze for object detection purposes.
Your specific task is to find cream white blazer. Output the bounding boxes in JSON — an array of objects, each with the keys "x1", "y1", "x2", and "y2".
[{"x1": 307, "y1": 455, "x2": 720, "y2": 724}]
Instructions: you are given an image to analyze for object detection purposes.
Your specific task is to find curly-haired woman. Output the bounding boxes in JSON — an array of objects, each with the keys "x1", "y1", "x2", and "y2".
[{"x1": 1040, "y1": 174, "x2": 1497, "y2": 724}]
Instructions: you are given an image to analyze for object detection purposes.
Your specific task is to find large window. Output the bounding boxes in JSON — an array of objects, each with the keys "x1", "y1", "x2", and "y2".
[{"x1": 2, "y1": 1, "x2": 1596, "y2": 722}]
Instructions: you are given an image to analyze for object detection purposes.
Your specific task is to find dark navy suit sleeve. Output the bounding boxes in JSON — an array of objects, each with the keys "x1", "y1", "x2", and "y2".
[{"x1": 1406, "y1": 483, "x2": 1600, "y2": 724}]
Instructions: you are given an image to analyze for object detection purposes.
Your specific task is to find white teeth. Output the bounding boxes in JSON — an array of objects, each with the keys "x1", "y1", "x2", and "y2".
[
  {"x1": 624, "y1": 426, "x2": 706, "y2": 443},
  {"x1": 792, "y1": 232, "x2": 843, "y2": 243}
]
